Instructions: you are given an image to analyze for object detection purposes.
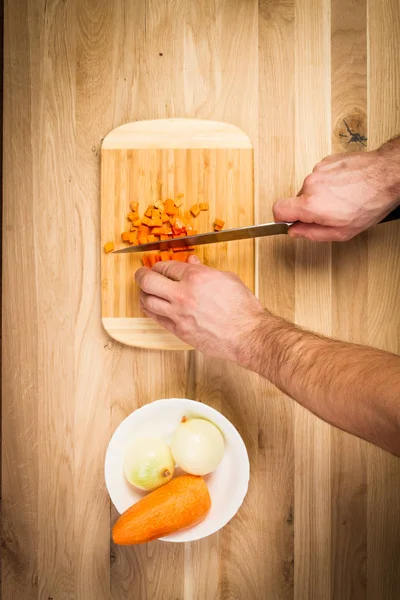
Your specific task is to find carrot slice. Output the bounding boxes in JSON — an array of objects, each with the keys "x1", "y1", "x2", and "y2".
[
  {"x1": 151, "y1": 227, "x2": 164, "y2": 235},
  {"x1": 147, "y1": 254, "x2": 157, "y2": 267},
  {"x1": 148, "y1": 235, "x2": 156, "y2": 243},
  {"x1": 161, "y1": 213, "x2": 169, "y2": 223},
  {"x1": 164, "y1": 199, "x2": 177, "y2": 215},
  {"x1": 121, "y1": 231, "x2": 131, "y2": 243},
  {"x1": 142, "y1": 255, "x2": 151, "y2": 267},
  {"x1": 138, "y1": 236, "x2": 148, "y2": 245},
  {"x1": 104, "y1": 241, "x2": 114, "y2": 253},
  {"x1": 199, "y1": 203, "x2": 209, "y2": 211},
  {"x1": 190, "y1": 204, "x2": 201, "y2": 217},
  {"x1": 129, "y1": 232, "x2": 137, "y2": 244},
  {"x1": 160, "y1": 251, "x2": 172, "y2": 261},
  {"x1": 130, "y1": 202, "x2": 139, "y2": 212},
  {"x1": 214, "y1": 219, "x2": 225, "y2": 229},
  {"x1": 160, "y1": 234, "x2": 169, "y2": 241}
]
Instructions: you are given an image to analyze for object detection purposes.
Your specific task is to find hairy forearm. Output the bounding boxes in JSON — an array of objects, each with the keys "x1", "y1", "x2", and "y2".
[
  {"x1": 238, "y1": 314, "x2": 400, "y2": 455},
  {"x1": 375, "y1": 135, "x2": 400, "y2": 207}
]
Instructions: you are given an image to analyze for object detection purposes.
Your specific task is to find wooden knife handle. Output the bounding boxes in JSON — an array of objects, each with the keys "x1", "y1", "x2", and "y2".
[{"x1": 379, "y1": 206, "x2": 400, "y2": 223}]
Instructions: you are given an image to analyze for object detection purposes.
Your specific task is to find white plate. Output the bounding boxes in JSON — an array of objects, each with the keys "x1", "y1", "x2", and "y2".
[{"x1": 105, "y1": 398, "x2": 250, "y2": 542}]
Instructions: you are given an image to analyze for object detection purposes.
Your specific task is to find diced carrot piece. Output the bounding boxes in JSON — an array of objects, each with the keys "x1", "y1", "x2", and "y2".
[
  {"x1": 121, "y1": 231, "x2": 131, "y2": 243},
  {"x1": 173, "y1": 252, "x2": 189, "y2": 261},
  {"x1": 144, "y1": 205, "x2": 153, "y2": 218},
  {"x1": 147, "y1": 254, "x2": 157, "y2": 267},
  {"x1": 151, "y1": 227, "x2": 164, "y2": 235},
  {"x1": 160, "y1": 234, "x2": 169, "y2": 241},
  {"x1": 142, "y1": 216, "x2": 154, "y2": 227},
  {"x1": 133, "y1": 219, "x2": 142, "y2": 227},
  {"x1": 138, "y1": 236, "x2": 148, "y2": 245},
  {"x1": 129, "y1": 232, "x2": 137, "y2": 244},
  {"x1": 177, "y1": 193, "x2": 184, "y2": 198},
  {"x1": 187, "y1": 229, "x2": 198, "y2": 236},
  {"x1": 151, "y1": 209, "x2": 159, "y2": 220},
  {"x1": 164, "y1": 199, "x2": 177, "y2": 216},
  {"x1": 172, "y1": 246, "x2": 187, "y2": 252},
  {"x1": 104, "y1": 241, "x2": 114, "y2": 253},
  {"x1": 154, "y1": 254, "x2": 162, "y2": 263},
  {"x1": 160, "y1": 251, "x2": 172, "y2": 261},
  {"x1": 174, "y1": 198, "x2": 183, "y2": 208},
  {"x1": 214, "y1": 219, "x2": 225, "y2": 228},
  {"x1": 127, "y1": 212, "x2": 139, "y2": 221},
  {"x1": 163, "y1": 224, "x2": 172, "y2": 234},
  {"x1": 199, "y1": 202, "x2": 209, "y2": 211},
  {"x1": 138, "y1": 225, "x2": 150, "y2": 236},
  {"x1": 148, "y1": 235, "x2": 156, "y2": 243},
  {"x1": 214, "y1": 225, "x2": 223, "y2": 231},
  {"x1": 142, "y1": 256, "x2": 151, "y2": 267},
  {"x1": 150, "y1": 219, "x2": 163, "y2": 227},
  {"x1": 173, "y1": 233, "x2": 186, "y2": 238},
  {"x1": 154, "y1": 200, "x2": 163, "y2": 209},
  {"x1": 190, "y1": 204, "x2": 201, "y2": 217},
  {"x1": 161, "y1": 213, "x2": 170, "y2": 223},
  {"x1": 130, "y1": 202, "x2": 139, "y2": 212}
]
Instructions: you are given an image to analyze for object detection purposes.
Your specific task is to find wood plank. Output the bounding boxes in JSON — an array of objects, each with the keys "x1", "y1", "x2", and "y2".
[
  {"x1": 35, "y1": 0, "x2": 77, "y2": 596},
  {"x1": 258, "y1": 0, "x2": 296, "y2": 597},
  {"x1": 367, "y1": 1, "x2": 400, "y2": 598},
  {"x1": 330, "y1": 1, "x2": 368, "y2": 598},
  {"x1": 294, "y1": 0, "x2": 332, "y2": 598},
  {"x1": 2, "y1": 1, "x2": 40, "y2": 598},
  {"x1": 74, "y1": 0, "x2": 118, "y2": 596}
]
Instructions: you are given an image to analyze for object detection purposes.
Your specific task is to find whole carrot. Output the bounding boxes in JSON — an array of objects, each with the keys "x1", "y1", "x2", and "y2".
[{"x1": 112, "y1": 475, "x2": 211, "y2": 545}]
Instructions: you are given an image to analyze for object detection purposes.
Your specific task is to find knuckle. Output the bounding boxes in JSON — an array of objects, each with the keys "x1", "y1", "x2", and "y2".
[{"x1": 303, "y1": 173, "x2": 318, "y2": 189}]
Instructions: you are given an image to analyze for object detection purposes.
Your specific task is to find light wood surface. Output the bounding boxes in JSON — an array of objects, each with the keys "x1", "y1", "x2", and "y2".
[
  {"x1": 2, "y1": 1, "x2": 400, "y2": 600},
  {"x1": 101, "y1": 119, "x2": 254, "y2": 349}
]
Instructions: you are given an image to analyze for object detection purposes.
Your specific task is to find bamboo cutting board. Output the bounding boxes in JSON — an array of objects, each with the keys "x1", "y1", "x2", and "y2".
[{"x1": 101, "y1": 119, "x2": 254, "y2": 350}]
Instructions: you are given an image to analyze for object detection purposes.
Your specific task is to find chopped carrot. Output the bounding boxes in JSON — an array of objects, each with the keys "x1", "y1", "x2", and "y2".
[
  {"x1": 187, "y1": 229, "x2": 198, "y2": 236},
  {"x1": 127, "y1": 212, "x2": 139, "y2": 221},
  {"x1": 133, "y1": 219, "x2": 142, "y2": 227},
  {"x1": 147, "y1": 254, "x2": 157, "y2": 267},
  {"x1": 147, "y1": 235, "x2": 156, "y2": 243},
  {"x1": 161, "y1": 213, "x2": 169, "y2": 223},
  {"x1": 144, "y1": 205, "x2": 153, "y2": 218},
  {"x1": 177, "y1": 193, "x2": 184, "y2": 198},
  {"x1": 121, "y1": 231, "x2": 131, "y2": 243},
  {"x1": 154, "y1": 254, "x2": 162, "y2": 263},
  {"x1": 173, "y1": 252, "x2": 190, "y2": 261},
  {"x1": 129, "y1": 232, "x2": 137, "y2": 244},
  {"x1": 160, "y1": 251, "x2": 172, "y2": 261},
  {"x1": 160, "y1": 234, "x2": 169, "y2": 241},
  {"x1": 190, "y1": 204, "x2": 201, "y2": 217},
  {"x1": 164, "y1": 199, "x2": 177, "y2": 216},
  {"x1": 150, "y1": 218, "x2": 163, "y2": 227},
  {"x1": 151, "y1": 227, "x2": 164, "y2": 235},
  {"x1": 151, "y1": 209, "x2": 159, "y2": 220},
  {"x1": 214, "y1": 219, "x2": 225, "y2": 229},
  {"x1": 199, "y1": 202, "x2": 209, "y2": 211},
  {"x1": 104, "y1": 241, "x2": 114, "y2": 253},
  {"x1": 138, "y1": 235, "x2": 148, "y2": 245},
  {"x1": 130, "y1": 202, "x2": 139, "y2": 212},
  {"x1": 142, "y1": 216, "x2": 154, "y2": 227},
  {"x1": 138, "y1": 225, "x2": 150, "y2": 235},
  {"x1": 174, "y1": 198, "x2": 183, "y2": 208},
  {"x1": 142, "y1": 256, "x2": 151, "y2": 267}
]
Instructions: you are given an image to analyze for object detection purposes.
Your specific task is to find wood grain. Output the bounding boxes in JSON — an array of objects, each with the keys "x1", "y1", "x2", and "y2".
[
  {"x1": 101, "y1": 120, "x2": 254, "y2": 350},
  {"x1": 330, "y1": 2, "x2": 368, "y2": 599},
  {"x1": 2, "y1": 1, "x2": 400, "y2": 599}
]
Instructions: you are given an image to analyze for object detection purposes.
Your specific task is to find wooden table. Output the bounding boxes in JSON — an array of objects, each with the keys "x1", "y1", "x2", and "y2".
[{"x1": 3, "y1": 1, "x2": 400, "y2": 598}]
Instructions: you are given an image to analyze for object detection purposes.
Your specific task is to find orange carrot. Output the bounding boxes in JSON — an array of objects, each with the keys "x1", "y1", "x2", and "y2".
[
  {"x1": 144, "y1": 205, "x2": 153, "y2": 218},
  {"x1": 121, "y1": 231, "x2": 131, "y2": 243},
  {"x1": 148, "y1": 234, "x2": 156, "y2": 243},
  {"x1": 129, "y1": 232, "x2": 137, "y2": 244},
  {"x1": 151, "y1": 227, "x2": 164, "y2": 235},
  {"x1": 160, "y1": 250, "x2": 172, "y2": 261},
  {"x1": 214, "y1": 219, "x2": 225, "y2": 229},
  {"x1": 142, "y1": 256, "x2": 151, "y2": 267},
  {"x1": 199, "y1": 203, "x2": 209, "y2": 211},
  {"x1": 160, "y1": 234, "x2": 169, "y2": 241},
  {"x1": 190, "y1": 204, "x2": 200, "y2": 217},
  {"x1": 147, "y1": 254, "x2": 157, "y2": 267},
  {"x1": 164, "y1": 199, "x2": 177, "y2": 216},
  {"x1": 133, "y1": 219, "x2": 142, "y2": 227},
  {"x1": 161, "y1": 213, "x2": 170, "y2": 223},
  {"x1": 138, "y1": 235, "x2": 148, "y2": 245},
  {"x1": 104, "y1": 241, "x2": 114, "y2": 253},
  {"x1": 130, "y1": 202, "x2": 139, "y2": 212},
  {"x1": 112, "y1": 475, "x2": 211, "y2": 546},
  {"x1": 127, "y1": 212, "x2": 139, "y2": 222}
]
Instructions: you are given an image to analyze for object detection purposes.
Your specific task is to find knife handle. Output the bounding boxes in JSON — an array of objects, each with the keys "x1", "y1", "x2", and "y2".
[{"x1": 379, "y1": 206, "x2": 400, "y2": 223}]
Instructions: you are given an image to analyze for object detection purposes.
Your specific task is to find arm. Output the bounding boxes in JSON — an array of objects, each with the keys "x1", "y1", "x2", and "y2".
[
  {"x1": 135, "y1": 260, "x2": 400, "y2": 456},
  {"x1": 273, "y1": 135, "x2": 400, "y2": 241}
]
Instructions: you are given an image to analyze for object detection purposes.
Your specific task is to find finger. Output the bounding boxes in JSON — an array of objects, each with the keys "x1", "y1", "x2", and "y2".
[
  {"x1": 288, "y1": 222, "x2": 352, "y2": 242},
  {"x1": 140, "y1": 291, "x2": 172, "y2": 318},
  {"x1": 134, "y1": 266, "x2": 176, "y2": 299},
  {"x1": 187, "y1": 254, "x2": 201, "y2": 265},
  {"x1": 152, "y1": 260, "x2": 192, "y2": 281},
  {"x1": 141, "y1": 305, "x2": 177, "y2": 334},
  {"x1": 273, "y1": 195, "x2": 314, "y2": 224}
]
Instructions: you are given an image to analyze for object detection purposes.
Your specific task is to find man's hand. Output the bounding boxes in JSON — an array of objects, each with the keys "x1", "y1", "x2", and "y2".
[
  {"x1": 273, "y1": 143, "x2": 400, "y2": 242},
  {"x1": 135, "y1": 256, "x2": 265, "y2": 360}
]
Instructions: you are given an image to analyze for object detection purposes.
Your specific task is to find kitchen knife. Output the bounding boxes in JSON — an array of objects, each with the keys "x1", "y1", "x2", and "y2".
[{"x1": 113, "y1": 222, "x2": 292, "y2": 254}]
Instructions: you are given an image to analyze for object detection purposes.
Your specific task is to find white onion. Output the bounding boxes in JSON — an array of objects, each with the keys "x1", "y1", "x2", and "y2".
[
  {"x1": 171, "y1": 416, "x2": 225, "y2": 476},
  {"x1": 124, "y1": 437, "x2": 175, "y2": 491}
]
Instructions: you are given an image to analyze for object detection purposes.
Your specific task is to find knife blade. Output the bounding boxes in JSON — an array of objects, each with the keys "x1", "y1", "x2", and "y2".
[{"x1": 113, "y1": 222, "x2": 292, "y2": 254}]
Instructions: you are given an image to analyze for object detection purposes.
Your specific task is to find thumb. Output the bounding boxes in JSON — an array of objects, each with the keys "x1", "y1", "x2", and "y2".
[
  {"x1": 187, "y1": 254, "x2": 201, "y2": 265},
  {"x1": 273, "y1": 196, "x2": 308, "y2": 223}
]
